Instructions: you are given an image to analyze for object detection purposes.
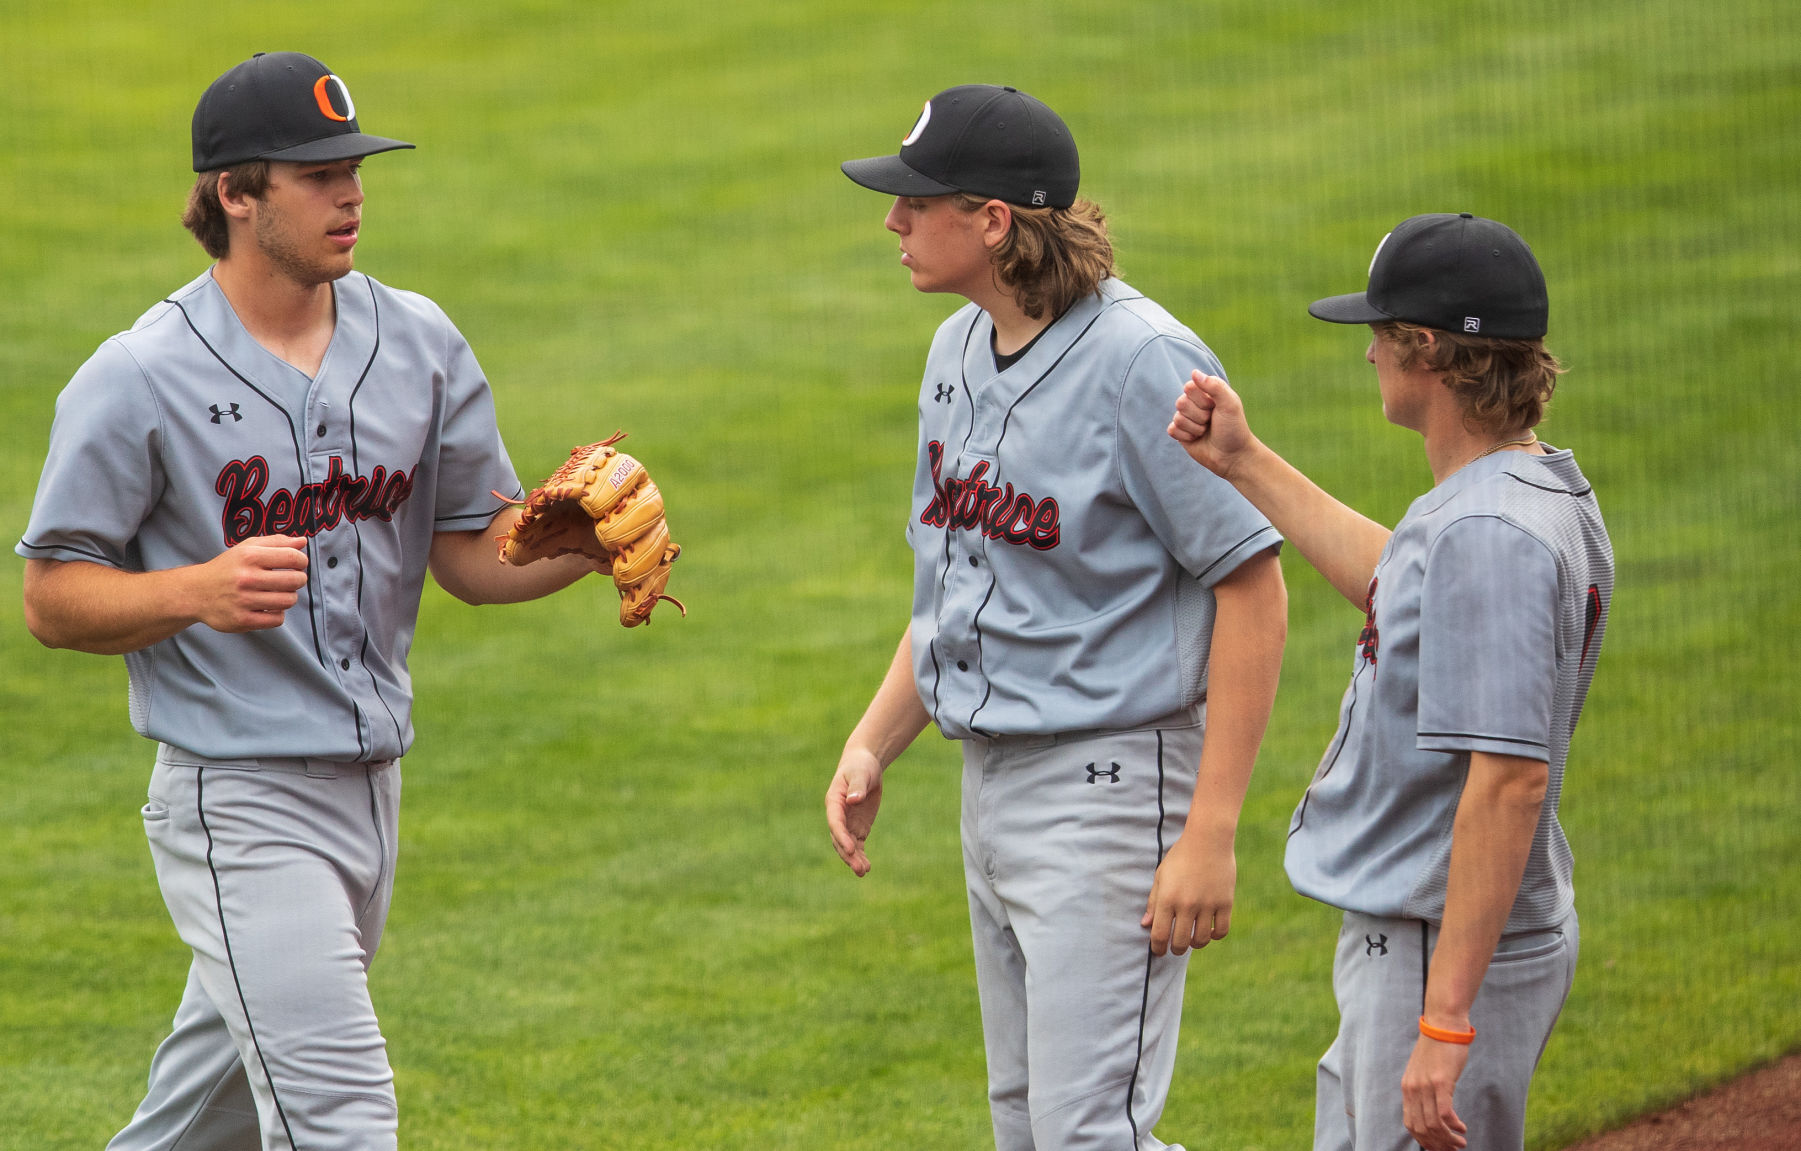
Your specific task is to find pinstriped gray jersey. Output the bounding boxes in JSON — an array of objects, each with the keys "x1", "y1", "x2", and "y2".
[
  {"x1": 908, "y1": 279, "x2": 1282, "y2": 740},
  {"x1": 1284, "y1": 447, "x2": 1613, "y2": 931},
  {"x1": 16, "y1": 269, "x2": 522, "y2": 762}
]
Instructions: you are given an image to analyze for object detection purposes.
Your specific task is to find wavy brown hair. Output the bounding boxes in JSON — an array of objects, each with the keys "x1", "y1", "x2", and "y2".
[
  {"x1": 1376, "y1": 320, "x2": 1565, "y2": 434},
  {"x1": 181, "y1": 161, "x2": 271, "y2": 259},
  {"x1": 952, "y1": 193, "x2": 1115, "y2": 321}
]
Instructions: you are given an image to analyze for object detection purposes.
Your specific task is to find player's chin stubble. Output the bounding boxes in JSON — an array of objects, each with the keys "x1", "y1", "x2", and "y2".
[{"x1": 255, "y1": 205, "x2": 354, "y2": 286}]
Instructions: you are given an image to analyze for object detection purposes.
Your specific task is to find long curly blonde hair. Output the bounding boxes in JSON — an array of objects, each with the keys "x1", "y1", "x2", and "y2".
[
  {"x1": 952, "y1": 193, "x2": 1115, "y2": 321},
  {"x1": 1376, "y1": 320, "x2": 1566, "y2": 434}
]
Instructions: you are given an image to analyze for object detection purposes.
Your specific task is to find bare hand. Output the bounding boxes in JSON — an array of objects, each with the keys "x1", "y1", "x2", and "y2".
[
  {"x1": 826, "y1": 749, "x2": 885, "y2": 877},
  {"x1": 1402, "y1": 1032, "x2": 1472, "y2": 1151},
  {"x1": 1167, "y1": 371, "x2": 1260, "y2": 481},
  {"x1": 1140, "y1": 832, "x2": 1236, "y2": 956},
  {"x1": 195, "y1": 535, "x2": 309, "y2": 633}
]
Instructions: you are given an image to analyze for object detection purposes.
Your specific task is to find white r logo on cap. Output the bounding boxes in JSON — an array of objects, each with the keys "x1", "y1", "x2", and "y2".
[
  {"x1": 902, "y1": 100, "x2": 931, "y2": 146},
  {"x1": 1464, "y1": 317, "x2": 1481, "y2": 332}
]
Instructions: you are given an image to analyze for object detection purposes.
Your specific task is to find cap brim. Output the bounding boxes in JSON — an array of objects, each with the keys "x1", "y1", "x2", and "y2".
[
  {"x1": 840, "y1": 154, "x2": 959, "y2": 197},
  {"x1": 262, "y1": 134, "x2": 415, "y2": 164},
  {"x1": 1307, "y1": 291, "x2": 1394, "y2": 325}
]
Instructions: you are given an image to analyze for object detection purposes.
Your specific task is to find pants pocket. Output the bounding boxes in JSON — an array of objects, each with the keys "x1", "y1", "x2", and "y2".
[{"x1": 1489, "y1": 927, "x2": 1567, "y2": 965}]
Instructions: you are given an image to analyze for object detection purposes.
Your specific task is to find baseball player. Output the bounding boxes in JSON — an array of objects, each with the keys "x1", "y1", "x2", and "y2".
[
  {"x1": 826, "y1": 85, "x2": 1288, "y2": 1151},
  {"x1": 1167, "y1": 213, "x2": 1613, "y2": 1151},
  {"x1": 17, "y1": 52, "x2": 599, "y2": 1151}
]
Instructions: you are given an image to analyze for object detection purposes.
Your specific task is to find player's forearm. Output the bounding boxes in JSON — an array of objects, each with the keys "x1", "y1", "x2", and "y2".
[
  {"x1": 24, "y1": 558, "x2": 204, "y2": 654},
  {"x1": 1182, "y1": 551, "x2": 1286, "y2": 841},
  {"x1": 427, "y1": 516, "x2": 595, "y2": 605},
  {"x1": 1423, "y1": 751, "x2": 1550, "y2": 1028},
  {"x1": 845, "y1": 626, "x2": 932, "y2": 772},
  {"x1": 1221, "y1": 441, "x2": 1391, "y2": 609}
]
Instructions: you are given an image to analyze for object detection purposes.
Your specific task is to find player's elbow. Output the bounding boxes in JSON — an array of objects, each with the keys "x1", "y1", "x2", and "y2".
[
  {"x1": 427, "y1": 531, "x2": 498, "y2": 605},
  {"x1": 1472, "y1": 753, "x2": 1551, "y2": 814},
  {"x1": 1508, "y1": 760, "x2": 1551, "y2": 810},
  {"x1": 21, "y1": 562, "x2": 76, "y2": 649},
  {"x1": 21, "y1": 598, "x2": 62, "y2": 649},
  {"x1": 427, "y1": 566, "x2": 491, "y2": 606}
]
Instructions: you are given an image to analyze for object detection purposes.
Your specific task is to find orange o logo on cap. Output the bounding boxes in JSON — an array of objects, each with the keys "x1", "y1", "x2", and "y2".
[
  {"x1": 312, "y1": 74, "x2": 356, "y2": 123},
  {"x1": 901, "y1": 100, "x2": 931, "y2": 147}
]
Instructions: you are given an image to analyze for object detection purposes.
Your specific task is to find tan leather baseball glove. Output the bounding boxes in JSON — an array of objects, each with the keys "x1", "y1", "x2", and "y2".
[{"x1": 495, "y1": 432, "x2": 685, "y2": 627}]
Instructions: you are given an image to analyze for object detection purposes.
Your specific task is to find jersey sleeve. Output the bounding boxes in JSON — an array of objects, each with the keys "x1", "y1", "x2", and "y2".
[
  {"x1": 1417, "y1": 515, "x2": 1558, "y2": 760},
  {"x1": 16, "y1": 339, "x2": 165, "y2": 569},
  {"x1": 1115, "y1": 335, "x2": 1281, "y2": 585},
  {"x1": 429, "y1": 322, "x2": 522, "y2": 532}
]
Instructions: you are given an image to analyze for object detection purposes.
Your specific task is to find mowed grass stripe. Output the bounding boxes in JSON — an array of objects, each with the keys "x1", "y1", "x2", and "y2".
[{"x1": 0, "y1": 2, "x2": 1794, "y2": 1148}]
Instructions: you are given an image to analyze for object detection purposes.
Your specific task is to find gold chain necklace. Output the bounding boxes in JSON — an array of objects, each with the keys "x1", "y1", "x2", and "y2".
[{"x1": 1463, "y1": 433, "x2": 1538, "y2": 472}]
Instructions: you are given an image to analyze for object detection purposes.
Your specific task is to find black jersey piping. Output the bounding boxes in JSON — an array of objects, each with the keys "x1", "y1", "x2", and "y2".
[
  {"x1": 169, "y1": 297, "x2": 328, "y2": 668},
  {"x1": 14, "y1": 539, "x2": 116, "y2": 563},
  {"x1": 1288, "y1": 659, "x2": 1371, "y2": 841},
  {"x1": 1503, "y1": 472, "x2": 1592, "y2": 499},
  {"x1": 961, "y1": 301, "x2": 1111, "y2": 734},
  {"x1": 1194, "y1": 528, "x2": 1281, "y2": 584},
  {"x1": 927, "y1": 317, "x2": 986, "y2": 725},
  {"x1": 341, "y1": 279, "x2": 404, "y2": 757},
  {"x1": 1418, "y1": 731, "x2": 1548, "y2": 751}
]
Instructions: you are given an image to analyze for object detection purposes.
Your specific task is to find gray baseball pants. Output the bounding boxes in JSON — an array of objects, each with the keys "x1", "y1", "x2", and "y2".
[
  {"x1": 1314, "y1": 908, "x2": 1579, "y2": 1151},
  {"x1": 961, "y1": 712, "x2": 1206, "y2": 1151},
  {"x1": 108, "y1": 745, "x2": 401, "y2": 1151}
]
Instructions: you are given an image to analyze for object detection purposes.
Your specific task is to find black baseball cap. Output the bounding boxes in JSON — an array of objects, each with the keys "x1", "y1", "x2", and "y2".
[
  {"x1": 192, "y1": 52, "x2": 414, "y2": 172},
  {"x1": 841, "y1": 84, "x2": 1079, "y2": 209},
  {"x1": 1308, "y1": 213, "x2": 1549, "y2": 339}
]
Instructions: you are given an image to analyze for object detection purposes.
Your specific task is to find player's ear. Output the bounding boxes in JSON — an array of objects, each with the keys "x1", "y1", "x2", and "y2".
[
  {"x1": 979, "y1": 199, "x2": 1014, "y2": 250},
  {"x1": 216, "y1": 171, "x2": 255, "y2": 220}
]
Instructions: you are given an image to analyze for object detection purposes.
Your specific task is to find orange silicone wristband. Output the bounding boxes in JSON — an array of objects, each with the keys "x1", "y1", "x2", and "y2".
[{"x1": 1419, "y1": 1016, "x2": 1476, "y2": 1045}]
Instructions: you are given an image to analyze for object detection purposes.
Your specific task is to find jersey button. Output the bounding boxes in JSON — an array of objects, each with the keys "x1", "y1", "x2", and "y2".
[
  {"x1": 339, "y1": 658, "x2": 351, "y2": 670},
  {"x1": 957, "y1": 660, "x2": 969, "y2": 671},
  {"x1": 316, "y1": 424, "x2": 327, "y2": 437},
  {"x1": 968, "y1": 556, "x2": 979, "y2": 567},
  {"x1": 326, "y1": 556, "x2": 338, "y2": 569}
]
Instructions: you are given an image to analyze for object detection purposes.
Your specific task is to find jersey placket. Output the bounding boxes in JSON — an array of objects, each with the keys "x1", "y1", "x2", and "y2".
[
  {"x1": 303, "y1": 371, "x2": 371, "y2": 751},
  {"x1": 931, "y1": 362, "x2": 1026, "y2": 731}
]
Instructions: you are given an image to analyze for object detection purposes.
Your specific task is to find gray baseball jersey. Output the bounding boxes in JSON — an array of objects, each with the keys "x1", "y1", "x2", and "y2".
[
  {"x1": 16, "y1": 268, "x2": 521, "y2": 762},
  {"x1": 1284, "y1": 447, "x2": 1613, "y2": 932},
  {"x1": 908, "y1": 278, "x2": 1281, "y2": 739}
]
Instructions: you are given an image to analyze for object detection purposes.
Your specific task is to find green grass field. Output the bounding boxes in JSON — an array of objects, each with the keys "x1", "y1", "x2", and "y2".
[{"x1": 2, "y1": 2, "x2": 1796, "y2": 1147}]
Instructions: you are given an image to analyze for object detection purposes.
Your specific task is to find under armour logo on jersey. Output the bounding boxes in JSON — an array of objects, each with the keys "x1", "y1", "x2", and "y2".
[
  {"x1": 933, "y1": 383, "x2": 955, "y2": 403},
  {"x1": 1085, "y1": 762, "x2": 1121, "y2": 784},
  {"x1": 1365, "y1": 933, "x2": 1389, "y2": 956},
  {"x1": 209, "y1": 403, "x2": 243, "y2": 424}
]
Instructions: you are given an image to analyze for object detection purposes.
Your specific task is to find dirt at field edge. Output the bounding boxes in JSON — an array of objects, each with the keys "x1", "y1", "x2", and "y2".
[{"x1": 1560, "y1": 1053, "x2": 1801, "y2": 1150}]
